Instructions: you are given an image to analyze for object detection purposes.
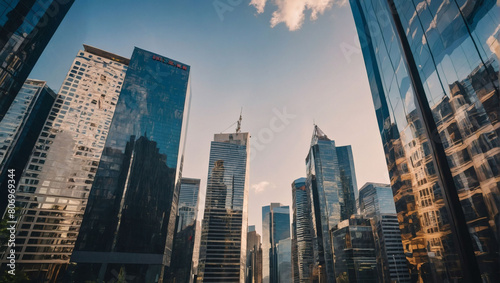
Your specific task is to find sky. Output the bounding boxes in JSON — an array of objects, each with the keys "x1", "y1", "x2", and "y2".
[{"x1": 29, "y1": 0, "x2": 389, "y2": 235}]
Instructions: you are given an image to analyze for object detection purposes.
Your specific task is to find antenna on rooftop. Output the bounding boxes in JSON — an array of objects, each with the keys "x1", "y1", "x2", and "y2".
[{"x1": 236, "y1": 108, "x2": 243, "y2": 133}]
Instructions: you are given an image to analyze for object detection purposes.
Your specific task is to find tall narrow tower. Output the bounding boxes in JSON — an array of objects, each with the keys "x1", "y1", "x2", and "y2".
[{"x1": 198, "y1": 130, "x2": 250, "y2": 282}]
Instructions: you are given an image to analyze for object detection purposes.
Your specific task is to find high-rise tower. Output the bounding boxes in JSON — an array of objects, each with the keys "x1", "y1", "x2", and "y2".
[
  {"x1": 350, "y1": 0, "x2": 500, "y2": 281},
  {"x1": 197, "y1": 132, "x2": 250, "y2": 282}
]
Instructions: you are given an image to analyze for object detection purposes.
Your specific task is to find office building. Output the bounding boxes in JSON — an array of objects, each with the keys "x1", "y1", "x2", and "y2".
[
  {"x1": 305, "y1": 125, "x2": 357, "y2": 281},
  {"x1": 277, "y1": 238, "x2": 291, "y2": 283},
  {"x1": 359, "y1": 183, "x2": 410, "y2": 283},
  {"x1": 0, "y1": 79, "x2": 55, "y2": 214},
  {"x1": 71, "y1": 47, "x2": 191, "y2": 282},
  {"x1": 197, "y1": 132, "x2": 250, "y2": 282},
  {"x1": 291, "y1": 177, "x2": 314, "y2": 283},
  {"x1": 2, "y1": 45, "x2": 129, "y2": 281},
  {"x1": 331, "y1": 215, "x2": 378, "y2": 282},
  {"x1": 0, "y1": 0, "x2": 74, "y2": 121},
  {"x1": 166, "y1": 178, "x2": 201, "y2": 283},
  {"x1": 350, "y1": 0, "x2": 500, "y2": 281},
  {"x1": 246, "y1": 225, "x2": 263, "y2": 283},
  {"x1": 262, "y1": 203, "x2": 290, "y2": 283}
]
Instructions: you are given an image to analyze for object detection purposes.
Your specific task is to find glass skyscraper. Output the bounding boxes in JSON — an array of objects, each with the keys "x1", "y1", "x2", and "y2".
[
  {"x1": 350, "y1": 0, "x2": 500, "y2": 281},
  {"x1": 71, "y1": 47, "x2": 191, "y2": 282},
  {"x1": 166, "y1": 178, "x2": 201, "y2": 283},
  {"x1": 1, "y1": 45, "x2": 129, "y2": 281},
  {"x1": 291, "y1": 177, "x2": 314, "y2": 283},
  {"x1": 331, "y1": 215, "x2": 378, "y2": 283},
  {"x1": 246, "y1": 225, "x2": 263, "y2": 283},
  {"x1": 358, "y1": 182, "x2": 410, "y2": 283},
  {"x1": 0, "y1": 79, "x2": 55, "y2": 214},
  {"x1": 197, "y1": 132, "x2": 250, "y2": 282},
  {"x1": 305, "y1": 125, "x2": 357, "y2": 282},
  {"x1": 277, "y1": 238, "x2": 292, "y2": 283},
  {"x1": 261, "y1": 203, "x2": 290, "y2": 283},
  {"x1": 0, "y1": 0, "x2": 74, "y2": 121}
]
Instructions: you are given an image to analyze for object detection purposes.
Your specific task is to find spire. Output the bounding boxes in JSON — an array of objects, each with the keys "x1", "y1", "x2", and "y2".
[
  {"x1": 311, "y1": 124, "x2": 330, "y2": 145},
  {"x1": 235, "y1": 108, "x2": 242, "y2": 133}
]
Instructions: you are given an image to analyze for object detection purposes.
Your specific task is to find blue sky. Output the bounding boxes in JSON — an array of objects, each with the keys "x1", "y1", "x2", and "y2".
[{"x1": 29, "y1": 0, "x2": 389, "y2": 235}]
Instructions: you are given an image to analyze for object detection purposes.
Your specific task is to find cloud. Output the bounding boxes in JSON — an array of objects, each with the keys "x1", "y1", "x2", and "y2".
[
  {"x1": 251, "y1": 181, "x2": 276, "y2": 193},
  {"x1": 250, "y1": 0, "x2": 347, "y2": 31}
]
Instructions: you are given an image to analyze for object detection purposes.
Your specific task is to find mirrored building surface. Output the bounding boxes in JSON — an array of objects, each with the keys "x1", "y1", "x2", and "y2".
[
  {"x1": 358, "y1": 183, "x2": 410, "y2": 283},
  {"x1": 0, "y1": 0, "x2": 74, "y2": 121},
  {"x1": 246, "y1": 225, "x2": 263, "y2": 283},
  {"x1": 277, "y1": 238, "x2": 291, "y2": 283},
  {"x1": 1, "y1": 45, "x2": 129, "y2": 281},
  {"x1": 0, "y1": 79, "x2": 55, "y2": 214},
  {"x1": 262, "y1": 203, "x2": 290, "y2": 283},
  {"x1": 71, "y1": 47, "x2": 191, "y2": 283},
  {"x1": 197, "y1": 132, "x2": 250, "y2": 282},
  {"x1": 305, "y1": 125, "x2": 357, "y2": 282},
  {"x1": 291, "y1": 177, "x2": 314, "y2": 283},
  {"x1": 331, "y1": 215, "x2": 378, "y2": 283},
  {"x1": 350, "y1": 0, "x2": 500, "y2": 281}
]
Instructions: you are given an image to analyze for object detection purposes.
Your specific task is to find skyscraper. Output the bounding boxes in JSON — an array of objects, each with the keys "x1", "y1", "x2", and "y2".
[
  {"x1": 261, "y1": 203, "x2": 290, "y2": 283},
  {"x1": 305, "y1": 125, "x2": 357, "y2": 282},
  {"x1": 197, "y1": 132, "x2": 250, "y2": 282},
  {"x1": 246, "y1": 225, "x2": 263, "y2": 283},
  {"x1": 167, "y1": 178, "x2": 201, "y2": 283},
  {"x1": 291, "y1": 178, "x2": 314, "y2": 283},
  {"x1": 331, "y1": 215, "x2": 378, "y2": 283},
  {"x1": 0, "y1": 79, "x2": 56, "y2": 214},
  {"x1": 2, "y1": 45, "x2": 129, "y2": 281},
  {"x1": 358, "y1": 183, "x2": 410, "y2": 283},
  {"x1": 71, "y1": 47, "x2": 191, "y2": 282},
  {"x1": 276, "y1": 238, "x2": 292, "y2": 283},
  {"x1": 0, "y1": 0, "x2": 74, "y2": 121},
  {"x1": 350, "y1": 0, "x2": 500, "y2": 281}
]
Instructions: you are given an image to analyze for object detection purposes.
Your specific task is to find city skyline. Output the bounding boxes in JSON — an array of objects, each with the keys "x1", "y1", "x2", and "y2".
[{"x1": 26, "y1": 0, "x2": 391, "y2": 236}]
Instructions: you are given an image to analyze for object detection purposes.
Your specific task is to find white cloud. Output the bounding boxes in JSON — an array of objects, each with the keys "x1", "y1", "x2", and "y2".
[
  {"x1": 250, "y1": 0, "x2": 347, "y2": 31},
  {"x1": 251, "y1": 181, "x2": 276, "y2": 193}
]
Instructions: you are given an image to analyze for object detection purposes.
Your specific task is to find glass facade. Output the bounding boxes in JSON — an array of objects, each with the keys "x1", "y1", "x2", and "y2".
[
  {"x1": 1, "y1": 45, "x2": 128, "y2": 281},
  {"x1": 166, "y1": 178, "x2": 201, "y2": 283},
  {"x1": 0, "y1": 0, "x2": 74, "y2": 121},
  {"x1": 291, "y1": 177, "x2": 314, "y2": 283},
  {"x1": 261, "y1": 203, "x2": 290, "y2": 283},
  {"x1": 331, "y1": 215, "x2": 378, "y2": 283},
  {"x1": 358, "y1": 183, "x2": 410, "y2": 283},
  {"x1": 305, "y1": 125, "x2": 357, "y2": 282},
  {"x1": 277, "y1": 238, "x2": 292, "y2": 283},
  {"x1": 71, "y1": 47, "x2": 191, "y2": 283},
  {"x1": 0, "y1": 79, "x2": 55, "y2": 214},
  {"x1": 350, "y1": 0, "x2": 500, "y2": 281},
  {"x1": 197, "y1": 132, "x2": 250, "y2": 282}
]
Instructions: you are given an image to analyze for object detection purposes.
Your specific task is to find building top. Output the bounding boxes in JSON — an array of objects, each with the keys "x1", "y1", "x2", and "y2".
[
  {"x1": 181, "y1": 178, "x2": 201, "y2": 185},
  {"x1": 359, "y1": 182, "x2": 390, "y2": 192},
  {"x1": 214, "y1": 132, "x2": 249, "y2": 146},
  {"x1": 83, "y1": 44, "x2": 130, "y2": 65}
]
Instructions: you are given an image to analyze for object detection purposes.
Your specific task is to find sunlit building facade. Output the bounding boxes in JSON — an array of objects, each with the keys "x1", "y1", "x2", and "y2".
[
  {"x1": 0, "y1": 0, "x2": 74, "y2": 121},
  {"x1": 71, "y1": 47, "x2": 191, "y2": 282},
  {"x1": 331, "y1": 215, "x2": 378, "y2": 283},
  {"x1": 0, "y1": 79, "x2": 55, "y2": 214},
  {"x1": 2, "y1": 45, "x2": 129, "y2": 281},
  {"x1": 351, "y1": 0, "x2": 500, "y2": 281},
  {"x1": 305, "y1": 125, "x2": 357, "y2": 282},
  {"x1": 291, "y1": 177, "x2": 314, "y2": 283},
  {"x1": 358, "y1": 183, "x2": 410, "y2": 283},
  {"x1": 198, "y1": 132, "x2": 250, "y2": 282},
  {"x1": 262, "y1": 203, "x2": 290, "y2": 283}
]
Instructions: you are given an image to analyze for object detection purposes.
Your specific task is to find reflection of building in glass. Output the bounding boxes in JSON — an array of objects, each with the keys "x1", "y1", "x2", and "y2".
[
  {"x1": 0, "y1": 79, "x2": 55, "y2": 214},
  {"x1": 167, "y1": 178, "x2": 201, "y2": 283},
  {"x1": 197, "y1": 132, "x2": 250, "y2": 282},
  {"x1": 277, "y1": 238, "x2": 291, "y2": 283},
  {"x1": 305, "y1": 125, "x2": 357, "y2": 282},
  {"x1": 0, "y1": 0, "x2": 74, "y2": 121},
  {"x1": 71, "y1": 47, "x2": 191, "y2": 282},
  {"x1": 246, "y1": 225, "x2": 263, "y2": 283},
  {"x1": 262, "y1": 203, "x2": 290, "y2": 283},
  {"x1": 350, "y1": 0, "x2": 500, "y2": 281},
  {"x1": 331, "y1": 215, "x2": 378, "y2": 283},
  {"x1": 291, "y1": 177, "x2": 314, "y2": 283},
  {"x1": 0, "y1": 45, "x2": 128, "y2": 281},
  {"x1": 358, "y1": 183, "x2": 410, "y2": 283}
]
